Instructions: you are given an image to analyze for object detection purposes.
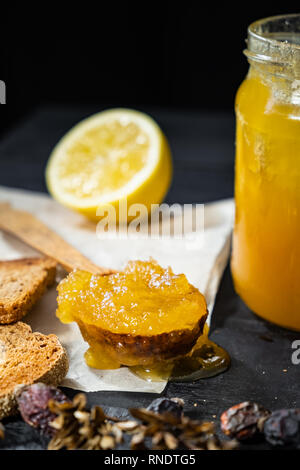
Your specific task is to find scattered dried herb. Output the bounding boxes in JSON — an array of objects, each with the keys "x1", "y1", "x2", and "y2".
[
  {"x1": 48, "y1": 393, "x2": 124, "y2": 450},
  {"x1": 44, "y1": 393, "x2": 237, "y2": 451},
  {"x1": 16, "y1": 383, "x2": 70, "y2": 436},
  {"x1": 0, "y1": 381, "x2": 297, "y2": 451},
  {"x1": 130, "y1": 406, "x2": 238, "y2": 450},
  {"x1": 14, "y1": 383, "x2": 300, "y2": 450},
  {"x1": 220, "y1": 401, "x2": 270, "y2": 441},
  {"x1": 264, "y1": 409, "x2": 300, "y2": 449}
]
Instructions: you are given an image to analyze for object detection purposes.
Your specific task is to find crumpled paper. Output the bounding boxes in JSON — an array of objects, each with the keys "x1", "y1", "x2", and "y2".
[{"x1": 0, "y1": 186, "x2": 234, "y2": 393}]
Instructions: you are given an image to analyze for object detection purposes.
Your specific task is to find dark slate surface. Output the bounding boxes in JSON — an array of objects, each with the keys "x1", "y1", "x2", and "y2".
[{"x1": 0, "y1": 106, "x2": 299, "y2": 451}]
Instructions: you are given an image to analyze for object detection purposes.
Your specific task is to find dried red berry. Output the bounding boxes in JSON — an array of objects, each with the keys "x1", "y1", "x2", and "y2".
[
  {"x1": 16, "y1": 383, "x2": 70, "y2": 436},
  {"x1": 264, "y1": 409, "x2": 300, "y2": 448},
  {"x1": 221, "y1": 401, "x2": 270, "y2": 441}
]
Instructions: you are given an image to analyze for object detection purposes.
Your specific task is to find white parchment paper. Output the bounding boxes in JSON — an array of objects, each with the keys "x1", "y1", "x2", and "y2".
[{"x1": 0, "y1": 186, "x2": 234, "y2": 393}]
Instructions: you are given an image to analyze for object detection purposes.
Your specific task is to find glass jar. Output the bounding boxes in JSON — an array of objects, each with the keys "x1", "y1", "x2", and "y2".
[{"x1": 231, "y1": 14, "x2": 300, "y2": 330}]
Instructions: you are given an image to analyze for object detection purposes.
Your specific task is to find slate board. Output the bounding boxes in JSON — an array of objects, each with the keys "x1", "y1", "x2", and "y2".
[{"x1": 0, "y1": 106, "x2": 299, "y2": 450}]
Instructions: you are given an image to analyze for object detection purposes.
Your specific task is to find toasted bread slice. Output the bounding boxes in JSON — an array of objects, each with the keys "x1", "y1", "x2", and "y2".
[
  {"x1": 0, "y1": 322, "x2": 68, "y2": 419},
  {"x1": 0, "y1": 257, "x2": 56, "y2": 324}
]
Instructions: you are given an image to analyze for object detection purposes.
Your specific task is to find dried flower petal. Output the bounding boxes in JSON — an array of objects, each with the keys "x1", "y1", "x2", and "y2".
[
  {"x1": 130, "y1": 407, "x2": 180, "y2": 425},
  {"x1": 164, "y1": 431, "x2": 178, "y2": 449},
  {"x1": 100, "y1": 435, "x2": 115, "y2": 449},
  {"x1": 15, "y1": 386, "x2": 238, "y2": 452},
  {"x1": 111, "y1": 424, "x2": 123, "y2": 444},
  {"x1": 152, "y1": 431, "x2": 164, "y2": 445},
  {"x1": 90, "y1": 405, "x2": 106, "y2": 424},
  {"x1": 116, "y1": 420, "x2": 139, "y2": 431},
  {"x1": 131, "y1": 432, "x2": 146, "y2": 450},
  {"x1": 74, "y1": 410, "x2": 90, "y2": 422}
]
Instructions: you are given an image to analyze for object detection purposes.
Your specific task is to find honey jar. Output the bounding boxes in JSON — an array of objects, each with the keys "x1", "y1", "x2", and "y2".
[{"x1": 231, "y1": 14, "x2": 300, "y2": 330}]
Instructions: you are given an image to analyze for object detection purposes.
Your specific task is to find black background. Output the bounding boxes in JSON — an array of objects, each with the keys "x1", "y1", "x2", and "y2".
[{"x1": 1, "y1": 4, "x2": 300, "y2": 136}]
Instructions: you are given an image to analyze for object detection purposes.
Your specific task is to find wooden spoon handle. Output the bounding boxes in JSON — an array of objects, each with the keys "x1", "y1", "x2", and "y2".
[{"x1": 0, "y1": 203, "x2": 112, "y2": 274}]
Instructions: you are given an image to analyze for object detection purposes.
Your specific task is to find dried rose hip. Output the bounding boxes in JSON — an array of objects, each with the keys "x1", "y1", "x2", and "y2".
[
  {"x1": 221, "y1": 401, "x2": 270, "y2": 441},
  {"x1": 264, "y1": 409, "x2": 300, "y2": 448},
  {"x1": 147, "y1": 397, "x2": 184, "y2": 419},
  {"x1": 16, "y1": 383, "x2": 70, "y2": 436}
]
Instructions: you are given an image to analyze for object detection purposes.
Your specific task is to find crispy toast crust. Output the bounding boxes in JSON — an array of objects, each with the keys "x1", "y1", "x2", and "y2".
[
  {"x1": 0, "y1": 257, "x2": 56, "y2": 324},
  {"x1": 0, "y1": 322, "x2": 68, "y2": 419}
]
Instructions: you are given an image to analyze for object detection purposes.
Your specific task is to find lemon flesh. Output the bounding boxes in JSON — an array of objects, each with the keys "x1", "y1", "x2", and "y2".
[{"x1": 46, "y1": 109, "x2": 172, "y2": 221}]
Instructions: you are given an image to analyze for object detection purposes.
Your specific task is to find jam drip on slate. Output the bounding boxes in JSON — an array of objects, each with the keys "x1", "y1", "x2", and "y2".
[{"x1": 130, "y1": 326, "x2": 230, "y2": 382}]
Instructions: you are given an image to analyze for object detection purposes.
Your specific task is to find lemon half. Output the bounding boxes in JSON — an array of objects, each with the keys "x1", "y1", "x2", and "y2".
[{"x1": 46, "y1": 109, "x2": 173, "y2": 221}]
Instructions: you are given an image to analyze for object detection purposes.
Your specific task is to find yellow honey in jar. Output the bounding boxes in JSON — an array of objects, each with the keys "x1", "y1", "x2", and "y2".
[{"x1": 231, "y1": 15, "x2": 300, "y2": 330}]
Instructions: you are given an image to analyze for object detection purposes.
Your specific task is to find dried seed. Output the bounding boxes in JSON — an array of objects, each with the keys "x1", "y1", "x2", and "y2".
[
  {"x1": 100, "y1": 435, "x2": 115, "y2": 449},
  {"x1": 130, "y1": 407, "x2": 180, "y2": 425},
  {"x1": 206, "y1": 437, "x2": 221, "y2": 450},
  {"x1": 50, "y1": 414, "x2": 65, "y2": 431},
  {"x1": 154, "y1": 431, "x2": 165, "y2": 446},
  {"x1": 111, "y1": 424, "x2": 123, "y2": 444},
  {"x1": 164, "y1": 431, "x2": 178, "y2": 449},
  {"x1": 74, "y1": 410, "x2": 90, "y2": 422},
  {"x1": 90, "y1": 405, "x2": 106, "y2": 423},
  {"x1": 116, "y1": 420, "x2": 139, "y2": 431},
  {"x1": 72, "y1": 393, "x2": 87, "y2": 410},
  {"x1": 83, "y1": 435, "x2": 101, "y2": 450},
  {"x1": 131, "y1": 432, "x2": 146, "y2": 450},
  {"x1": 221, "y1": 439, "x2": 239, "y2": 450}
]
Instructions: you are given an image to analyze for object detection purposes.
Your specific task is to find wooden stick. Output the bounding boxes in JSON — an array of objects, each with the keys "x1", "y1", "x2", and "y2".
[{"x1": 0, "y1": 203, "x2": 112, "y2": 274}]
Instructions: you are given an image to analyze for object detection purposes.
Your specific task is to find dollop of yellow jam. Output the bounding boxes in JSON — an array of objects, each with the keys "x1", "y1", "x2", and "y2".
[
  {"x1": 56, "y1": 259, "x2": 230, "y2": 381},
  {"x1": 56, "y1": 259, "x2": 207, "y2": 335}
]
